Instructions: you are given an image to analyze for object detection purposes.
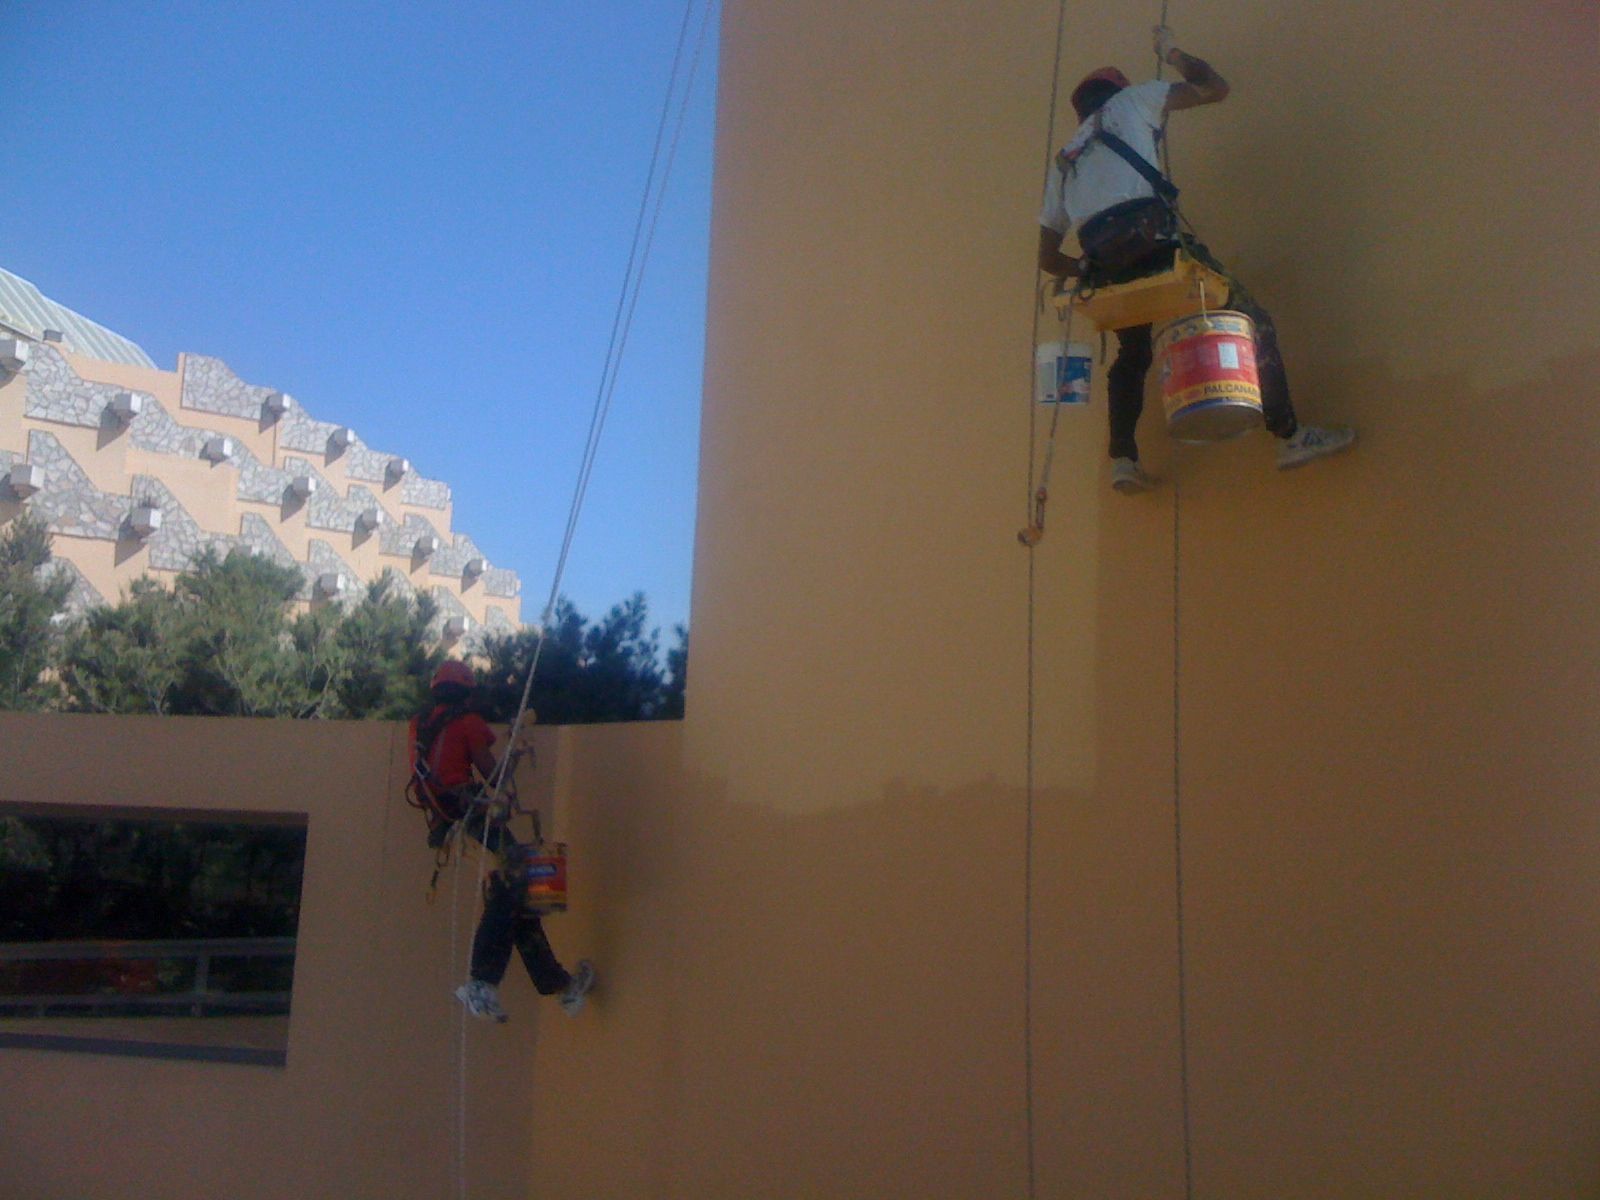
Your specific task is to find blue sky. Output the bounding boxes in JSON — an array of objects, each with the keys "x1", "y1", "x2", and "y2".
[{"x1": 6, "y1": 0, "x2": 718, "y2": 637}]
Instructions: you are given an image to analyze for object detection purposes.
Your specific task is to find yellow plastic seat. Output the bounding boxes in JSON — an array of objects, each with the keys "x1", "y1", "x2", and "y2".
[{"x1": 1052, "y1": 251, "x2": 1232, "y2": 332}]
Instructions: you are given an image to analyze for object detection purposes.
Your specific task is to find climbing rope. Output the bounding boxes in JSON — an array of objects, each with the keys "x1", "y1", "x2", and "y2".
[
  {"x1": 487, "y1": 0, "x2": 714, "y2": 805},
  {"x1": 1022, "y1": 2, "x2": 1071, "y2": 1197},
  {"x1": 451, "y1": 819, "x2": 470, "y2": 1200},
  {"x1": 447, "y1": 4, "x2": 717, "y2": 1198},
  {"x1": 1172, "y1": 474, "x2": 1194, "y2": 1200},
  {"x1": 1155, "y1": 12, "x2": 1197, "y2": 1198}
]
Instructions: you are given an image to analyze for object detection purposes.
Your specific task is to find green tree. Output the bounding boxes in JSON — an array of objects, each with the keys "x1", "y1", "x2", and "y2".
[
  {"x1": 662, "y1": 623, "x2": 688, "y2": 719},
  {"x1": 284, "y1": 603, "x2": 346, "y2": 719},
  {"x1": 480, "y1": 592, "x2": 674, "y2": 723},
  {"x1": 60, "y1": 560, "x2": 441, "y2": 719},
  {"x1": 165, "y1": 549, "x2": 321, "y2": 717},
  {"x1": 329, "y1": 572, "x2": 439, "y2": 718},
  {"x1": 57, "y1": 577, "x2": 184, "y2": 713},
  {"x1": 0, "y1": 514, "x2": 72, "y2": 710},
  {"x1": 13, "y1": 527, "x2": 687, "y2": 724}
]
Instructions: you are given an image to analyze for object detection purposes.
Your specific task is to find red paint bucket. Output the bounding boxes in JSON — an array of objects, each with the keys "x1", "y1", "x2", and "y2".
[
  {"x1": 1154, "y1": 310, "x2": 1264, "y2": 443},
  {"x1": 507, "y1": 843, "x2": 568, "y2": 915}
]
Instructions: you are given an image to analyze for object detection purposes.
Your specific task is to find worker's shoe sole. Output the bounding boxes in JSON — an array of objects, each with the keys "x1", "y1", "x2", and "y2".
[{"x1": 1277, "y1": 425, "x2": 1356, "y2": 470}]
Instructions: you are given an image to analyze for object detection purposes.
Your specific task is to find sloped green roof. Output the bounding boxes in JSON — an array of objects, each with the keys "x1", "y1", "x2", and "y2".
[{"x1": 0, "y1": 266, "x2": 155, "y2": 369}]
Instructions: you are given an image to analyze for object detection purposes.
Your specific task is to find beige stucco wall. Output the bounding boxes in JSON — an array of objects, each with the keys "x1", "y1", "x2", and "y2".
[
  {"x1": 646, "y1": 0, "x2": 1599, "y2": 1195},
  {"x1": 5, "y1": 2, "x2": 1599, "y2": 1198}
]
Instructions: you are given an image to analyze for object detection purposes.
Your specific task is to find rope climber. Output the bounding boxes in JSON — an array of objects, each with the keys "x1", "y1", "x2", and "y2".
[
  {"x1": 408, "y1": 660, "x2": 595, "y2": 1023},
  {"x1": 1036, "y1": 24, "x2": 1355, "y2": 494}
]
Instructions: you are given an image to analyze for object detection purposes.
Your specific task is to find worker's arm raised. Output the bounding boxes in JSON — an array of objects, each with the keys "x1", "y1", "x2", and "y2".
[{"x1": 1156, "y1": 26, "x2": 1229, "y2": 112}]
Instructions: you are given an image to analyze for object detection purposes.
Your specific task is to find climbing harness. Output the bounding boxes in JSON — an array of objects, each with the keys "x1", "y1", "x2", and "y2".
[{"x1": 414, "y1": 709, "x2": 544, "y2": 903}]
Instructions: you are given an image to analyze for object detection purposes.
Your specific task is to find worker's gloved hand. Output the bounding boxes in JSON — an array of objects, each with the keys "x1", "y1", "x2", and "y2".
[{"x1": 1153, "y1": 24, "x2": 1179, "y2": 64}]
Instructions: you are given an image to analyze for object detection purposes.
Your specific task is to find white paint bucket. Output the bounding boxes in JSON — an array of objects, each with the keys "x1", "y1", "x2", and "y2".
[{"x1": 1035, "y1": 341, "x2": 1094, "y2": 405}]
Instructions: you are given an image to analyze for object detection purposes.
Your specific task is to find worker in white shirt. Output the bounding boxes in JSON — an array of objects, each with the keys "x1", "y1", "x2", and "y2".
[{"x1": 1038, "y1": 26, "x2": 1354, "y2": 492}]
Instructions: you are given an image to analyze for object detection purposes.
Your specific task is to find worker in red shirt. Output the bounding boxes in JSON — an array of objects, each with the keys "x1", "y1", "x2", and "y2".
[{"x1": 411, "y1": 661, "x2": 595, "y2": 1022}]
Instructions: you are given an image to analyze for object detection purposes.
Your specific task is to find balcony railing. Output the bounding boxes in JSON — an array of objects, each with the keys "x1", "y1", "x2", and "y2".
[{"x1": 0, "y1": 937, "x2": 296, "y2": 1018}]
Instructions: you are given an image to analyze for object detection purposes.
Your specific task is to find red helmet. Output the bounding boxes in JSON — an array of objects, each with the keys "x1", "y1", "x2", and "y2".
[
  {"x1": 431, "y1": 660, "x2": 475, "y2": 691},
  {"x1": 1071, "y1": 67, "x2": 1131, "y2": 119}
]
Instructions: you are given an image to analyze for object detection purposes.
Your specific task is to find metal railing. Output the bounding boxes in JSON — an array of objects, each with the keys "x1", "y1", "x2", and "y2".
[{"x1": 0, "y1": 937, "x2": 296, "y2": 1018}]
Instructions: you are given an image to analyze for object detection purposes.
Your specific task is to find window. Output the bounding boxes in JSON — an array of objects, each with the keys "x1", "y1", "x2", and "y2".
[{"x1": 0, "y1": 802, "x2": 307, "y2": 1066}]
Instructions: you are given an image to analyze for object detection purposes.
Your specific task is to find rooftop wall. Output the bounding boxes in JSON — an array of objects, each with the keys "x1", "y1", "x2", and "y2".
[{"x1": 0, "y1": 712, "x2": 552, "y2": 1199}]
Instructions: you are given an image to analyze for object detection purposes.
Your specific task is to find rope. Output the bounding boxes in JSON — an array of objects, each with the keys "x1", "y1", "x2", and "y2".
[
  {"x1": 1155, "y1": 8, "x2": 1181, "y2": 224},
  {"x1": 487, "y1": 0, "x2": 712, "y2": 801},
  {"x1": 1025, "y1": 8, "x2": 1203, "y2": 1196},
  {"x1": 1023, "y1": 2, "x2": 1071, "y2": 1196},
  {"x1": 1172, "y1": 475, "x2": 1194, "y2": 1200},
  {"x1": 448, "y1": 5, "x2": 715, "y2": 1197},
  {"x1": 1156, "y1": 10, "x2": 1197, "y2": 1195},
  {"x1": 450, "y1": 823, "x2": 468, "y2": 1200}
]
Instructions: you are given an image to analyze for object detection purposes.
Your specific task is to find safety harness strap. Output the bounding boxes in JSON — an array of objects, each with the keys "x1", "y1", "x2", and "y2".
[{"x1": 1090, "y1": 127, "x2": 1180, "y2": 204}]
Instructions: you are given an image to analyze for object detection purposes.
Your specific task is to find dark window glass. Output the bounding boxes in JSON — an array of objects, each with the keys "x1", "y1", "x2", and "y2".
[{"x1": 0, "y1": 803, "x2": 307, "y2": 1066}]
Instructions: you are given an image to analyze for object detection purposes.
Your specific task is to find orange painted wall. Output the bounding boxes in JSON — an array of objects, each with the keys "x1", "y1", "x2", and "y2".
[
  {"x1": 574, "y1": 0, "x2": 1596, "y2": 1195},
  {"x1": 4, "y1": 2, "x2": 1598, "y2": 1198}
]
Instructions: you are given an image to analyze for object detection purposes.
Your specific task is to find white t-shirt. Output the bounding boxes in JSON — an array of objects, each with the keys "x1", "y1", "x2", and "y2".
[{"x1": 1039, "y1": 80, "x2": 1173, "y2": 235}]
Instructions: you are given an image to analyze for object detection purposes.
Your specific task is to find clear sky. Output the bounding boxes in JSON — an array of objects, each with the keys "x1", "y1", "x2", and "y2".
[{"x1": 6, "y1": 0, "x2": 718, "y2": 638}]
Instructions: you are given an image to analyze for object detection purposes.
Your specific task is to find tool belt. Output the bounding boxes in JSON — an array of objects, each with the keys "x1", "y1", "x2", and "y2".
[{"x1": 1079, "y1": 198, "x2": 1179, "y2": 277}]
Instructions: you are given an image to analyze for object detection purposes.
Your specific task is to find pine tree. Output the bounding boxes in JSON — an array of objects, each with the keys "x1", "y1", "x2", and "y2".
[
  {"x1": 0, "y1": 514, "x2": 72, "y2": 710},
  {"x1": 480, "y1": 592, "x2": 673, "y2": 723},
  {"x1": 329, "y1": 572, "x2": 439, "y2": 718},
  {"x1": 166, "y1": 549, "x2": 314, "y2": 717},
  {"x1": 58, "y1": 578, "x2": 183, "y2": 714}
]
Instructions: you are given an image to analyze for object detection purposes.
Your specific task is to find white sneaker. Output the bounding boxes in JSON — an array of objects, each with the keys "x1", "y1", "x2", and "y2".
[
  {"x1": 1111, "y1": 457, "x2": 1156, "y2": 494},
  {"x1": 454, "y1": 979, "x2": 508, "y2": 1023},
  {"x1": 559, "y1": 959, "x2": 596, "y2": 1017},
  {"x1": 1277, "y1": 425, "x2": 1355, "y2": 470}
]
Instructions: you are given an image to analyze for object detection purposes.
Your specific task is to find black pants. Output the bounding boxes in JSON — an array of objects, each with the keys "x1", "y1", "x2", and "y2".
[
  {"x1": 452, "y1": 810, "x2": 571, "y2": 995},
  {"x1": 1084, "y1": 213, "x2": 1297, "y2": 461}
]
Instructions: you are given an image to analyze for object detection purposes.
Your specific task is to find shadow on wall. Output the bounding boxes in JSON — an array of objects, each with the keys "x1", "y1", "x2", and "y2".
[{"x1": 112, "y1": 534, "x2": 150, "y2": 568}]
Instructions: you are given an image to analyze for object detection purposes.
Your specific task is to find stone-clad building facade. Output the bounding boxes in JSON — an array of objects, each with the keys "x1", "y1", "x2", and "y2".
[{"x1": 0, "y1": 267, "x2": 519, "y2": 645}]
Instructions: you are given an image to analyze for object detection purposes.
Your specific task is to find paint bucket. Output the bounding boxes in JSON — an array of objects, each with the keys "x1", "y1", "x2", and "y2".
[
  {"x1": 1154, "y1": 310, "x2": 1264, "y2": 443},
  {"x1": 507, "y1": 842, "x2": 568, "y2": 915},
  {"x1": 1035, "y1": 340, "x2": 1094, "y2": 405}
]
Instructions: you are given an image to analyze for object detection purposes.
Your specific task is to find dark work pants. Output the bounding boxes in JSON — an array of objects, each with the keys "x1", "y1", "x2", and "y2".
[
  {"x1": 471, "y1": 874, "x2": 571, "y2": 994},
  {"x1": 1092, "y1": 240, "x2": 1297, "y2": 462},
  {"x1": 451, "y1": 810, "x2": 572, "y2": 995}
]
